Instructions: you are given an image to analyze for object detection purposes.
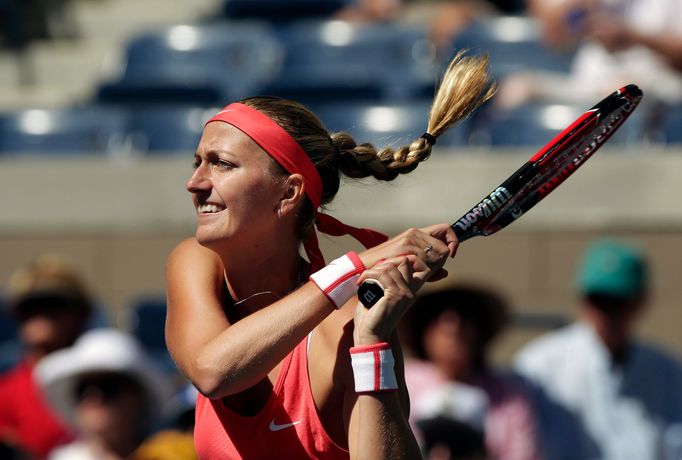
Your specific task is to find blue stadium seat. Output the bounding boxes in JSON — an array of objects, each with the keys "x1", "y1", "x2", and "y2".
[
  {"x1": 661, "y1": 104, "x2": 682, "y2": 144},
  {"x1": 96, "y1": 22, "x2": 283, "y2": 106},
  {"x1": 0, "y1": 107, "x2": 130, "y2": 154},
  {"x1": 314, "y1": 99, "x2": 472, "y2": 149},
  {"x1": 0, "y1": 299, "x2": 20, "y2": 374},
  {"x1": 128, "y1": 106, "x2": 216, "y2": 153},
  {"x1": 221, "y1": 0, "x2": 349, "y2": 22},
  {"x1": 445, "y1": 16, "x2": 575, "y2": 79},
  {"x1": 468, "y1": 101, "x2": 646, "y2": 148},
  {"x1": 264, "y1": 20, "x2": 438, "y2": 104},
  {"x1": 125, "y1": 298, "x2": 176, "y2": 375},
  {"x1": 126, "y1": 298, "x2": 166, "y2": 351}
]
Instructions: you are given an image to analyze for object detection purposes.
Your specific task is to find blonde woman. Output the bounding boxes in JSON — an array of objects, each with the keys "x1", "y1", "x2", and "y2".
[{"x1": 166, "y1": 52, "x2": 496, "y2": 459}]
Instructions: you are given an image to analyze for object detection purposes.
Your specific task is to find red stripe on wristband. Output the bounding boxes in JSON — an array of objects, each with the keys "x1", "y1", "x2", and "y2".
[
  {"x1": 310, "y1": 252, "x2": 366, "y2": 309},
  {"x1": 373, "y1": 348, "x2": 381, "y2": 392},
  {"x1": 349, "y1": 342, "x2": 398, "y2": 393}
]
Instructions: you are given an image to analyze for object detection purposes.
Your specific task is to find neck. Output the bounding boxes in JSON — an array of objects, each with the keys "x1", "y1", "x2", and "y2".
[
  {"x1": 581, "y1": 309, "x2": 630, "y2": 358},
  {"x1": 220, "y1": 243, "x2": 304, "y2": 317}
]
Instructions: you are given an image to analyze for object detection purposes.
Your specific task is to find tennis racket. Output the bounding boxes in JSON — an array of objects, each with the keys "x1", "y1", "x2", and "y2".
[{"x1": 358, "y1": 84, "x2": 643, "y2": 308}]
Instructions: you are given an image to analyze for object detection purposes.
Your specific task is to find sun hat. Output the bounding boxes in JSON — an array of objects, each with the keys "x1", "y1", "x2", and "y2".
[
  {"x1": 34, "y1": 328, "x2": 174, "y2": 428},
  {"x1": 576, "y1": 239, "x2": 648, "y2": 300},
  {"x1": 6, "y1": 254, "x2": 92, "y2": 318}
]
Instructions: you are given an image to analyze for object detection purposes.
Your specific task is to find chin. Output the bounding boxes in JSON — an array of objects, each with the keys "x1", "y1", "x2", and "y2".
[
  {"x1": 195, "y1": 231, "x2": 223, "y2": 249},
  {"x1": 194, "y1": 226, "x2": 235, "y2": 251}
]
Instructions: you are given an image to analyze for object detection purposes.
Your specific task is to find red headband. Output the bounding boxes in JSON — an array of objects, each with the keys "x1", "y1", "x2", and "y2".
[{"x1": 206, "y1": 103, "x2": 387, "y2": 270}]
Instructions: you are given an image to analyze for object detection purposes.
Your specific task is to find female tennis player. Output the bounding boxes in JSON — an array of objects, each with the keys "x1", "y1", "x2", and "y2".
[{"x1": 165, "y1": 52, "x2": 495, "y2": 459}]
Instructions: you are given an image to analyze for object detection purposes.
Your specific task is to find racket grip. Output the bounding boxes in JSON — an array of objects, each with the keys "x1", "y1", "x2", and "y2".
[{"x1": 357, "y1": 279, "x2": 384, "y2": 308}]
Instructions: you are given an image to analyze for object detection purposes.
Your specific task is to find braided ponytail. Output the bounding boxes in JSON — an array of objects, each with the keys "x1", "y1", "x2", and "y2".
[
  {"x1": 335, "y1": 51, "x2": 496, "y2": 181},
  {"x1": 237, "y1": 53, "x2": 493, "y2": 240}
]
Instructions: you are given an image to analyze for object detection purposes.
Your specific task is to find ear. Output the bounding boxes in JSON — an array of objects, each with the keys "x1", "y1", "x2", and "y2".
[{"x1": 277, "y1": 173, "x2": 306, "y2": 218}]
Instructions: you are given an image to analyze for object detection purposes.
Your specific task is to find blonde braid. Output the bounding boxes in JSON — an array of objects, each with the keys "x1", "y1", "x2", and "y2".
[{"x1": 335, "y1": 50, "x2": 496, "y2": 182}]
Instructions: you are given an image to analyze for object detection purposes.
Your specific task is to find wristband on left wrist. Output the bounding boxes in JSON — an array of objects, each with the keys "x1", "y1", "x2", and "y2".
[{"x1": 349, "y1": 342, "x2": 398, "y2": 393}]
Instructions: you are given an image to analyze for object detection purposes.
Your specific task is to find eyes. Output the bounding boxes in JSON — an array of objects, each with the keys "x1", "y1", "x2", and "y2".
[{"x1": 192, "y1": 155, "x2": 235, "y2": 172}]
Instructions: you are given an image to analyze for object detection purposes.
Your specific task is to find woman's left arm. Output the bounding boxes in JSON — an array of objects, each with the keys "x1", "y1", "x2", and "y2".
[{"x1": 339, "y1": 258, "x2": 427, "y2": 460}]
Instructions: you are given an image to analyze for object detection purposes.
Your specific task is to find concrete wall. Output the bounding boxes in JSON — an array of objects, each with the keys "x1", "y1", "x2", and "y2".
[{"x1": 1, "y1": 148, "x2": 680, "y2": 362}]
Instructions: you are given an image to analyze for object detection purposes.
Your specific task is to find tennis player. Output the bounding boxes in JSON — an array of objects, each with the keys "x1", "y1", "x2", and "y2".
[{"x1": 165, "y1": 52, "x2": 495, "y2": 459}]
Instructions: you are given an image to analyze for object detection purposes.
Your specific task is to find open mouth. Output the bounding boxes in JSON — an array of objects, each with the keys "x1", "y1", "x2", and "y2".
[{"x1": 197, "y1": 203, "x2": 226, "y2": 214}]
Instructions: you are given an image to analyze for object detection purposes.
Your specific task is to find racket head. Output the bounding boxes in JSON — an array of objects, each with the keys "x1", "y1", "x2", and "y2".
[{"x1": 452, "y1": 84, "x2": 643, "y2": 242}]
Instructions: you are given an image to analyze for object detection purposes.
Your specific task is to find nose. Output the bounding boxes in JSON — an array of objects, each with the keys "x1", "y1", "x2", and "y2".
[{"x1": 186, "y1": 164, "x2": 211, "y2": 194}]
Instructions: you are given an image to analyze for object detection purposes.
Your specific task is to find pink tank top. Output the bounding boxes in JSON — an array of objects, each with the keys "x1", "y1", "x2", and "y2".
[{"x1": 194, "y1": 335, "x2": 349, "y2": 459}]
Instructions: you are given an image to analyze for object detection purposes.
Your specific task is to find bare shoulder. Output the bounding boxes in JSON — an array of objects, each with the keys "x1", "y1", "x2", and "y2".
[
  {"x1": 317, "y1": 302, "x2": 355, "y2": 359},
  {"x1": 309, "y1": 302, "x2": 356, "y2": 396},
  {"x1": 166, "y1": 238, "x2": 223, "y2": 286},
  {"x1": 167, "y1": 237, "x2": 219, "y2": 266},
  {"x1": 165, "y1": 238, "x2": 229, "y2": 373}
]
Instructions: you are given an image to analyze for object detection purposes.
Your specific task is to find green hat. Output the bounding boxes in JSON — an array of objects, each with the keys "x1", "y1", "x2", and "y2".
[{"x1": 576, "y1": 239, "x2": 647, "y2": 299}]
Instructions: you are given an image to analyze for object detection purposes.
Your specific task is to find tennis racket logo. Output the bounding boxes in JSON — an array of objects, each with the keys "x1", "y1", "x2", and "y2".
[{"x1": 453, "y1": 186, "x2": 512, "y2": 232}]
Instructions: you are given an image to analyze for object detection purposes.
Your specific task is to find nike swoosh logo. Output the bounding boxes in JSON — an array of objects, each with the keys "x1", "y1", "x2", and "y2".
[{"x1": 269, "y1": 419, "x2": 302, "y2": 432}]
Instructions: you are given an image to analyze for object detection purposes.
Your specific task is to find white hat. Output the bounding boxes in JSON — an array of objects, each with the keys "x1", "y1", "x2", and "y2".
[
  {"x1": 414, "y1": 382, "x2": 489, "y2": 432},
  {"x1": 34, "y1": 328, "x2": 174, "y2": 428}
]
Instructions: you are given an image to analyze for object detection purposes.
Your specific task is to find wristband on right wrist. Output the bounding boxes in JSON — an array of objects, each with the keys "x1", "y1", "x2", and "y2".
[
  {"x1": 350, "y1": 342, "x2": 398, "y2": 393},
  {"x1": 309, "y1": 252, "x2": 365, "y2": 309}
]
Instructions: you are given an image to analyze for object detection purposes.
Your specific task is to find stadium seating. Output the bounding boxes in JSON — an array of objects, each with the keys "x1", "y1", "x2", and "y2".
[
  {"x1": 468, "y1": 100, "x2": 646, "y2": 148},
  {"x1": 127, "y1": 105, "x2": 216, "y2": 153},
  {"x1": 124, "y1": 297, "x2": 176, "y2": 375},
  {"x1": 0, "y1": 106, "x2": 131, "y2": 154},
  {"x1": 0, "y1": 298, "x2": 20, "y2": 374},
  {"x1": 96, "y1": 22, "x2": 283, "y2": 106},
  {"x1": 661, "y1": 103, "x2": 682, "y2": 144},
  {"x1": 444, "y1": 16, "x2": 575, "y2": 79},
  {"x1": 263, "y1": 20, "x2": 438, "y2": 104},
  {"x1": 314, "y1": 99, "x2": 472, "y2": 149},
  {"x1": 221, "y1": 0, "x2": 349, "y2": 22}
]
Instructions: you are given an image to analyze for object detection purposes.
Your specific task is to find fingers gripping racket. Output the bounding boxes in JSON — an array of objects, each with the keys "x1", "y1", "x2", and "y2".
[{"x1": 358, "y1": 84, "x2": 643, "y2": 308}]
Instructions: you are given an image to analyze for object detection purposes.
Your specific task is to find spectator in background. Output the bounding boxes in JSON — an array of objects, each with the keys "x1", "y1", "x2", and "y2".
[
  {"x1": 128, "y1": 383, "x2": 199, "y2": 460},
  {"x1": 0, "y1": 254, "x2": 94, "y2": 459},
  {"x1": 162, "y1": 383, "x2": 199, "y2": 434},
  {"x1": 34, "y1": 328, "x2": 174, "y2": 460},
  {"x1": 497, "y1": 0, "x2": 682, "y2": 108},
  {"x1": 416, "y1": 415, "x2": 488, "y2": 460},
  {"x1": 514, "y1": 239, "x2": 682, "y2": 460},
  {"x1": 403, "y1": 285, "x2": 543, "y2": 460},
  {"x1": 335, "y1": 0, "x2": 404, "y2": 22}
]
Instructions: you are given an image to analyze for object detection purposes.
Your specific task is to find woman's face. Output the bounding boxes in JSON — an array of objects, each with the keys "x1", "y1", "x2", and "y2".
[
  {"x1": 422, "y1": 310, "x2": 476, "y2": 379},
  {"x1": 74, "y1": 373, "x2": 145, "y2": 439},
  {"x1": 187, "y1": 122, "x2": 286, "y2": 248}
]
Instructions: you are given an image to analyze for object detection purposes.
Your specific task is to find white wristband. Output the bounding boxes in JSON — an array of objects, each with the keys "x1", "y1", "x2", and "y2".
[
  {"x1": 350, "y1": 342, "x2": 398, "y2": 393},
  {"x1": 309, "y1": 252, "x2": 365, "y2": 309}
]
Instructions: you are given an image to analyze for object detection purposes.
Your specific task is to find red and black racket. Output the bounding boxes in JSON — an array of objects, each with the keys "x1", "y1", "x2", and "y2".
[{"x1": 359, "y1": 84, "x2": 643, "y2": 308}]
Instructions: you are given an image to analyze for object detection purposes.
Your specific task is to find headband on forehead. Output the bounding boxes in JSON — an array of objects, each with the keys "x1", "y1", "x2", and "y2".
[
  {"x1": 207, "y1": 103, "x2": 323, "y2": 209},
  {"x1": 206, "y1": 102, "x2": 387, "y2": 271}
]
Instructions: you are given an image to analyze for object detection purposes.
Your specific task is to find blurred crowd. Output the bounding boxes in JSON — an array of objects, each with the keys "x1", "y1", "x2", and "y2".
[
  {"x1": 0, "y1": 255, "x2": 198, "y2": 460},
  {"x1": 1, "y1": 0, "x2": 681, "y2": 459},
  {"x1": 0, "y1": 0, "x2": 681, "y2": 153},
  {"x1": 1, "y1": 241, "x2": 680, "y2": 459}
]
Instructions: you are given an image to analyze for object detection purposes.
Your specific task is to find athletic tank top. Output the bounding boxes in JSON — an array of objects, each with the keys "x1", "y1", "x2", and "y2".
[{"x1": 193, "y1": 335, "x2": 349, "y2": 459}]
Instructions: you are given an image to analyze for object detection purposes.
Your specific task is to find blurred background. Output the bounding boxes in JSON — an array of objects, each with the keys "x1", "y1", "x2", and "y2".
[{"x1": 0, "y1": 0, "x2": 681, "y2": 435}]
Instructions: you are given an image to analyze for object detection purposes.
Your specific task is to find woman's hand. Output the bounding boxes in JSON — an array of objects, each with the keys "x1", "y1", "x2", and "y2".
[
  {"x1": 352, "y1": 257, "x2": 416, "y2": 346},
  {"x1": 358, "y1": 223, "x2": 458, "y2": 288}
]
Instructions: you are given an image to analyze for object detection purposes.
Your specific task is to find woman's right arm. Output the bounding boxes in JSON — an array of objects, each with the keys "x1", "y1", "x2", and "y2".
[
  {"x1": 165, "y1": 238, "x2": 336, "y2": 398},
  {"x1": 166, "y1": 225, "x2": 456, "y2": 400}
]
